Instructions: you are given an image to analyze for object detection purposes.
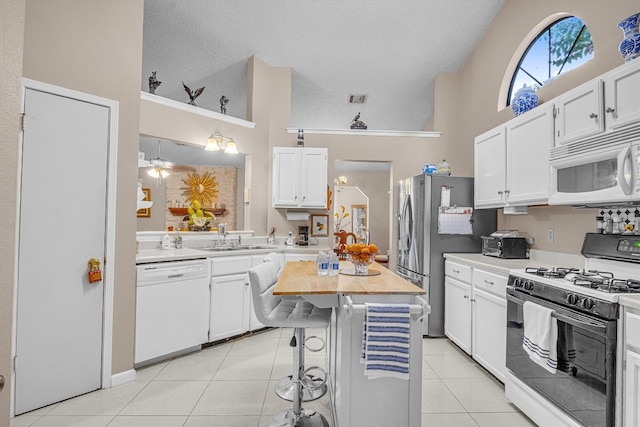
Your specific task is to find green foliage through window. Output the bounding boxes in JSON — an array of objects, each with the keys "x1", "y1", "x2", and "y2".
[{"x1": 508, "y1": 16, "x2": 594, "y2": 106}]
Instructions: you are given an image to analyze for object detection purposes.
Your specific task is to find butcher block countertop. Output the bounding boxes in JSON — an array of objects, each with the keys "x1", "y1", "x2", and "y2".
[{"x1": 273, "y1": 261, "x2": 425, "y2": 296}]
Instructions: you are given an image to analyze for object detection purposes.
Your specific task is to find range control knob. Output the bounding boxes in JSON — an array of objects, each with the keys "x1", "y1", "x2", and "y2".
[
  {"x1": 514, "y1": 278, "x2": 523, "y2": 288},
  {"x1": 566, "y1": 294, "x2": 579, "y2": 305},
  {"x1": 524, "y1": 281, "x2": 534, "y2": 291},
  {"x1": 582, "y1": 298, "x2": 595, "y2": 310}
]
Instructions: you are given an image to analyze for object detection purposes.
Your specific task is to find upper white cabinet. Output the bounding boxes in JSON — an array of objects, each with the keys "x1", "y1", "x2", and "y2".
[
  {"x1": 505, "y1": 103, "x2": 554, "y2": 205},
  {"x1": 553, "y1": 79, "x2": 604, "y2": 146},
  {"x1": 474, "y1": 126, "x2": 506, "y2": 208},
  {"x1": 553, "y1": 59, "x2": 640, "y2": 146},
  {"x1": 474, "y1": 103, "x2": 553, "y2": 208},
  {"x1": 272, "y1": 147, "x2": 328, "y2": 208},
  {"x1": 604, "y1": 59, "x2": 640, "y2": 131}
]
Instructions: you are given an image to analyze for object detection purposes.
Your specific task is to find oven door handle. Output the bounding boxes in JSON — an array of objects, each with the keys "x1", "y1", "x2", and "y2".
[{"x1": 506, "y1": 293, "x2": 607, "y2": 335}]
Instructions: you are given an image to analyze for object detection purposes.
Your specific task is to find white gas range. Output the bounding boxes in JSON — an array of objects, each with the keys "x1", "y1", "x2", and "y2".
[{"x1": 504, "y1": 233, "x2": 640, "y2": 427}]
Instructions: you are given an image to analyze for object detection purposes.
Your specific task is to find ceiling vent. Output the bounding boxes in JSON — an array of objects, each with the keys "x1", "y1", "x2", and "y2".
[{"x1": 348, "y1": 94, "x2": 368, "y2": 104}]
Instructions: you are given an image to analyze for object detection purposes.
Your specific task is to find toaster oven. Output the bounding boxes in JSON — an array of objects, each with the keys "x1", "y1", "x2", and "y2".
[{"x1": 481, "y1": 235, "x2": 529, "y2": 259}]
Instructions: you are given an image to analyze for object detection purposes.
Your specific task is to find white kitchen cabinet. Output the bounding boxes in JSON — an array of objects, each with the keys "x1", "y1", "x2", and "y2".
[
  {"x1": 553, "y1": 79, "x2": 603, "y2": 146},
  {"x1": 474, "y1": 103, "x2": 552, "y2": 208},
  {"x1": 444, "y1": 276, "x2": 472, "y2": 354},
  {"x1": 444, "y1": 260, "x2": 508, "y2": 382},
  {"x1": 209, "y1": 256, "x2": 252, "y2": 342},
  {"x1": 209, "y1": 274, "x2": 249, "y2": 341},
  {"x1": 623, "y1": 307, "x2": 640, "y2": 427},
  {"x1": 505, "y1": 103, "x2": 553, "y2": 206},
  {"x1": 284, "y1": 252, "x2": 318, "y2": 262},
  {"x1": 272, "y1": 147, "x2": 328, "y2": 208},
  {"x1": 471, "y1": 286, "x2": 507, "y2": 382},
  {"x1": 604, "y1": 59, "x2": 640, "y2": 131},
  {"x1": 474, "y1": 126, "x2": 506, "y2": 208}
]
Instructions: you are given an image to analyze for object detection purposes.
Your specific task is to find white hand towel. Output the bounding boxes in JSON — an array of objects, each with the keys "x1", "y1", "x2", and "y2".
[
  {"x1": 522, "y1": 301, "x2": 558, "y2": 374},
  {"x1": 361, "y1": 303, "x2": 411, "y2": 380}
]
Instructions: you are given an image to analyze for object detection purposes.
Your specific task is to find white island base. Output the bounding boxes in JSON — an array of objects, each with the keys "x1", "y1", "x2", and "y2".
[{"x1": 327, "y1": 294, "x2": 425, "y2": 427}]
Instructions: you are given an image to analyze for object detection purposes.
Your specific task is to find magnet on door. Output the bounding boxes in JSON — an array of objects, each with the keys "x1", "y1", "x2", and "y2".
[{"x1": 88, "y1": 258, "x2": 102, "y2": 283}]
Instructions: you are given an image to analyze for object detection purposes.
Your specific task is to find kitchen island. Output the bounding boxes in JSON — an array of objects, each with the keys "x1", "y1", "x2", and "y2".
[{"x1": 273, "y1": 261, "x2": 427, "y2": 427}]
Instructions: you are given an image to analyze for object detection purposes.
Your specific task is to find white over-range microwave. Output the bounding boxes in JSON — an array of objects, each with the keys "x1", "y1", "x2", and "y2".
[{"x1": 549, "y1": 140, "x2": 640, "y2": 206}]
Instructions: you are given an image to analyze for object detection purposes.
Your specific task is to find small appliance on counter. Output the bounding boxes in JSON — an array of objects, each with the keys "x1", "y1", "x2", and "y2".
[
  {"x1": 296, "y1": 225, "x2": 309, "y2": 246},
  {"x1": 481, "y1": 230, "x2": 529, "y2": 259}
]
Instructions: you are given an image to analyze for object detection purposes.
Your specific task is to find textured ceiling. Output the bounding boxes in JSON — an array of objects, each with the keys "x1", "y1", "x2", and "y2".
[{"x1": 142, "y1": 0, "x2": 505, "y2": 132}]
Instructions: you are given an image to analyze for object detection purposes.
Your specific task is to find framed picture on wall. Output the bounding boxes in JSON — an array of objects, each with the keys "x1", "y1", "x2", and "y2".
[
  {"x1": 310, "y1": 214, "x2": 329, "y2": 236},
  {"x1": 137, "y1": 188, "x2": 151, "y2": 218}
]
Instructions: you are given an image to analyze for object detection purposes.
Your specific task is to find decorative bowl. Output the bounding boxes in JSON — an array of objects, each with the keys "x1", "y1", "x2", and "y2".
[{"x1": 346, "y1": 250, "x2": 381, "y2": 275}]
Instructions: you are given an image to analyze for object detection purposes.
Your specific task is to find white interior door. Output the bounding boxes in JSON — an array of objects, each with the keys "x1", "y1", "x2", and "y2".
[{"x1": 14, "y1": 87, "x2": 109, "y2": 414}]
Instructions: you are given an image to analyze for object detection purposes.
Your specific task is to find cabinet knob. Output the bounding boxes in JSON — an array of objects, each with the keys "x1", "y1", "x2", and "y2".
[
  {"x1": 606, "y1": 107, "x2": 615, "y2": 113},
  {"x1": 504, "y1": 189, "x2": 510, "y2": 195},
  {"x1": 497, "y1": 191, "x2": 503, "y2": 195},
  {"x1": 463, "y1": 295, "x2": 469, "y2": 299},
  {"x1": 589, "y1": 113, "x2": 598, "y2": 119}
]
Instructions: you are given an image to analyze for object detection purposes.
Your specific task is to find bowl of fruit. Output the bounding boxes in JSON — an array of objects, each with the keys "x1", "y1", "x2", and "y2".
[
  {"x1": 183, "y1": 200, "x2": 216, "y2": 231},
  {"x1": 345, "y1": 243, "x2": 380, "y2": 275}
]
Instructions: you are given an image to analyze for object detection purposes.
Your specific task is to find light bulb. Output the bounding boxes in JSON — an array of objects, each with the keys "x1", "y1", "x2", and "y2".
[
  {"x1": 224, "y1": 138, "x2": 238, "y2": 154},
  {"x1": 205, "y1": 133, "x2": 220, "y2": 151}
]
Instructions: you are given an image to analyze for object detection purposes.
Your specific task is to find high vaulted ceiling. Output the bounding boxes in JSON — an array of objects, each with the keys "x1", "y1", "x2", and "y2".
[{"x1": 142, "y1": 0, "x2": 505, "y2": 132}]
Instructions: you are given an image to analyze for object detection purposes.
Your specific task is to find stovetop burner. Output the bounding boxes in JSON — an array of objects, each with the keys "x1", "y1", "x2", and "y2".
[{"x1": 524, "y1": 266, "x2": 580, "y2": 279}]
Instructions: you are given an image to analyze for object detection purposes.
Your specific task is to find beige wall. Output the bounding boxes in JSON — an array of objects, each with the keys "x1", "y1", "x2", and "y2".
[
  {"x1": 22, "y1": 0, "x2": 144, "y2": 374},
  {"x1": 0, "y1": 0, "x2": 25, "y2": 422},
  {"x1": 434, "y1": 0, "x2": 637, "y2": 254}
]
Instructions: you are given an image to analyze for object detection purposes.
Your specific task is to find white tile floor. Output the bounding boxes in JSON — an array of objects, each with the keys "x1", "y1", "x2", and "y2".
[{"x1": 11, "y1": 328, "x2": 537, "y2": 427}]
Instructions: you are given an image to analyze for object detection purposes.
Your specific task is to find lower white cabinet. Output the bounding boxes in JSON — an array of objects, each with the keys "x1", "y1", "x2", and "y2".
[
  {"x1": 444, "y1": 276, "x2": 472, "y2": 353},
  {"x1": 624, "y1": 308, "x2": 640, "y2": 426},
  {"x1": 284, "y1": 252, "x2": 318, "y2": 262},
  {"x1": 444, "y1": 259, "x2": 507, "y2": 382},
  {"x1": 209, "y1": 256, "x2": 252, "y2": 342},
  {"x1": 472, "y1": 287, "x2": 506, "y2": 382}
]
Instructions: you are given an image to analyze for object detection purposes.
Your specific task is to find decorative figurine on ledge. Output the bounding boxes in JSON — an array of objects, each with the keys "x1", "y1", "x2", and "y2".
[
  {"x1": 350, "y1": 112, "x2": 367, "y2": 129},
  {"x1": 148, "y1": 71, "x2": 161, "y2": 94},
  {"x1": 182, "y1": 81, "x2": 205, "y2": 106},
  {"x1": 220, "y1": 95, "x2": 229, "y2": 114}
]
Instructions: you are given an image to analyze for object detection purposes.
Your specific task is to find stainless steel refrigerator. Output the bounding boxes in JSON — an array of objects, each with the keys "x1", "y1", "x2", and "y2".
[{"x1": 396, "y1": 175, "x2": 496, "y2": 336}]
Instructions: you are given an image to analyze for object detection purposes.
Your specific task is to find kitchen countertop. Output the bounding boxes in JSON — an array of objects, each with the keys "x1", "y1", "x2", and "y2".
[
  {"x1": 619, "y1": 295, "x2": 640, "y2": 310},
  {"x1": 443, "y1": 250, "x2": 585, "y2": 276},
  {"x1": 274, "y1": 261, "x2": 425, "y2": 296},
  {"x1": 136, "y1": 244, "x2": 329, "y2": 264}
]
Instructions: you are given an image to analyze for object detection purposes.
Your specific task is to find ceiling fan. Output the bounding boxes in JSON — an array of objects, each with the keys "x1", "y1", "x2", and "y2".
[{"x1": 147, "y1": 140, "x2": 173, "y2": 180}]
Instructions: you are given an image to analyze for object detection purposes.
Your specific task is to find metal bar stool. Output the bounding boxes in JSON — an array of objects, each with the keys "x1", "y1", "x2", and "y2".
[
  {"x1": 262, "y1": 253, "x2": 328, "y2": 402},
  {"x1": 248, "y1": 261, "x2": 331, "y2": 427}
]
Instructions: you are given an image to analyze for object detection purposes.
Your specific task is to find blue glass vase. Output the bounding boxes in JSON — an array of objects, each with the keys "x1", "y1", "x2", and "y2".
[
  {"x1": 511, "y1": 85, "x2": 538, "y2": 116},
  {"x1": 618, "y1": 13, "x2": 640, "y2": 62}
]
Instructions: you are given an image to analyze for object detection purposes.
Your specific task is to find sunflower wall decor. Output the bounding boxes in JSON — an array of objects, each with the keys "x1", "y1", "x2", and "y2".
[{"x1": 181, "y1": 171, "x2": 219, "y2": 208}]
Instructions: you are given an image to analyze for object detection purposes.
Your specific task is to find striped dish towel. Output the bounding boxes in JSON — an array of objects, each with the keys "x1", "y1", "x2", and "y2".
[
  {"x1": 361, "y1": 303, "x2": 411, "y2": 380},
  {"x1": 522, "y1": 301, "x2": 558, "y2": 374}
]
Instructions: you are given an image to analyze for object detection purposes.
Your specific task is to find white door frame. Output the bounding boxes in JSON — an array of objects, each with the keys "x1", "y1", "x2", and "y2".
[{"x1": 11, "y1": 78, "x2": 118, "y2": 415}]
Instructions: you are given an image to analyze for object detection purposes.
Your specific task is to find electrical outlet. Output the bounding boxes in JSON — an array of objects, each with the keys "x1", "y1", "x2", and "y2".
[{"x1": 547, "y1": 228, "x2": 555, "y2": 242}]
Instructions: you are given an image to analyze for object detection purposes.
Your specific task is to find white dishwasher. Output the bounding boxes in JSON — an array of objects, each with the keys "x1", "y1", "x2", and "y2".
[{"x1": 135, "y1": 259, "x2": 210, "y2": 365}]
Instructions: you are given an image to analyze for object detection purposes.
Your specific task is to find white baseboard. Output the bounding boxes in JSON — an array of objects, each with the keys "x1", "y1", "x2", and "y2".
[{"x1": 110, "y1": 369, "x2": 136, "y2": 387}]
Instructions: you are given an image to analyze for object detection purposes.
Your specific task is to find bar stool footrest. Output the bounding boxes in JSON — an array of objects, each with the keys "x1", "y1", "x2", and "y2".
[
  {"x1": 266, "y1": 408, "x2": 330, "y2": 427},
  {"x1": 275, "y1": 375, "x2": 328, "y2": 402}
]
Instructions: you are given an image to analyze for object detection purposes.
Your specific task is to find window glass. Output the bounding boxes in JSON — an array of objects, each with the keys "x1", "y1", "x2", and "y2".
[{"x1": 509, "y1": 17, "x2": 593, "y2": 105}]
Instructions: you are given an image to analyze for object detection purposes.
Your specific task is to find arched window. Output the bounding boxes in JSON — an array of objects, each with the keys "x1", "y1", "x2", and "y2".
[{"x1": 508, "y1": 16, "x2": 594, "y2": 106}]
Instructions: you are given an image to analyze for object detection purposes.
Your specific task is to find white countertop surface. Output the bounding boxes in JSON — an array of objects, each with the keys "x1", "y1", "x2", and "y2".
[
  {"x1": 443, "y1": 250, "x2": 585, "y2": 276},
  {"x1": 619, "y1": 295, "x2": 640, "y2": 310},
  {"x1": 136, "y1": 244, "x2": 329, "y2": 264}
]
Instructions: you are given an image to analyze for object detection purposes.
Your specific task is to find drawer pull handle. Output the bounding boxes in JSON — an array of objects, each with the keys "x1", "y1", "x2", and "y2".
[
  {"x1": 453, "y1": 269, "x2": 460, "y2": 274},
  {"x1": 484, "y1": 280, "x2": 494, "y2": 285},
  {"x1": 589, "y1": 113, "x2": 598, "y2": 119},
  {"x1": 606, "y1": 107, "x2": 615, "y2": 113}
]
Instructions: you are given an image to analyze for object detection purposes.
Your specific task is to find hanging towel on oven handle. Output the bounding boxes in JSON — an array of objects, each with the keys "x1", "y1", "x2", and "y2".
[{"x1": 522, "y1": 301, "x2": 558, "y2": 374}]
